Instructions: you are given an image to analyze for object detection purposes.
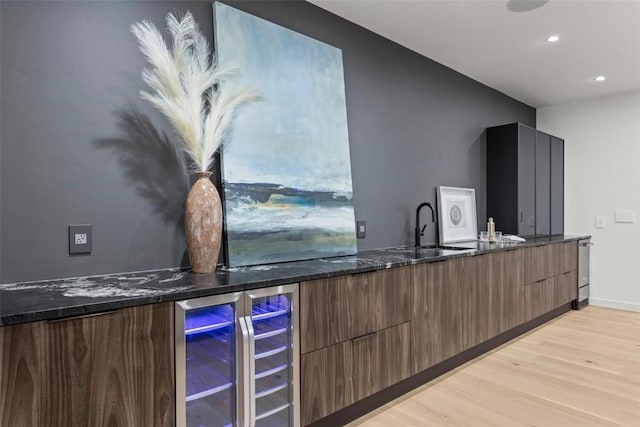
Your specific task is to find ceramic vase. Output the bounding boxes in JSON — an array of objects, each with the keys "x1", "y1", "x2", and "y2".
[{"x1": 185, "y1": 172, "x2": 222, "y2": 273}]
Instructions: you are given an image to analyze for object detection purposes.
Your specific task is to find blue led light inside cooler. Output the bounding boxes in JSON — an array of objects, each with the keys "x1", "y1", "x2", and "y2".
[
  {"x1": 185, "y1": 304, "x2": 236, "y2": 427},
  {"x1": 185, "y1": 304, "x2": 234, "y2": 336},
  {"x1": 252, "y1": 294, "x2": 293, "y2": 426},
  {"x1": 252, "y1": 294, "x2": 291, "y2": 319}
]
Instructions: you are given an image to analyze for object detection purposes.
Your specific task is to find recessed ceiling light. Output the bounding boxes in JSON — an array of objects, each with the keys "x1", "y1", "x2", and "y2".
[
  {"x1": 546, "y1": 35, "x2": 560, "y2": 43},
  {"x1": 595, "y1": 75, "x2": 606, "y2": 82},
  {"x1": 507, "y1": 0, "x2": 550, "y2": 13}
]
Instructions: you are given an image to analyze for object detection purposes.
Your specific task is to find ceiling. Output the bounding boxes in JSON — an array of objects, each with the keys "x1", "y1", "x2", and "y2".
[{"x1": 308, "y1": 0, "x2": 640, "y2": 108}]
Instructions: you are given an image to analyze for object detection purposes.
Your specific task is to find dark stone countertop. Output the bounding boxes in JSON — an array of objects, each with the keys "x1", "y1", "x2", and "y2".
[{"x1": 0, "y1": 235, "x2": 589, "y2": 326}]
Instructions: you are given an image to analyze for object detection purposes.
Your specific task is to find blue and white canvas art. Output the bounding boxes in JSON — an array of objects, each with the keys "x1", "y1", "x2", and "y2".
[{"x1": 214, "y1": 3, "x2": 357, "y2": 267}]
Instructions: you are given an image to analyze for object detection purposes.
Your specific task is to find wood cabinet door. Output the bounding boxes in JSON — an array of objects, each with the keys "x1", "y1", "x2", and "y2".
[
  {"x1": 0, "y1": 303, "x2": 173, "y2": 427},
  {"x1": 554, "y1": 242, "x2": 578, "y2": 275},
  {"x1": 555, "y1": 270, "x2": 578, "y2": 307},
  {"x1": 518, "y1": 124, "x2": 537, "y2": 236},
  {"x1": 0, "y1": 321, "x2": 45, "y2": 427},
  {"x1": 523, "y1": 245, "x2": 554, "y2": 284},
  {"x1": 301, "y1": 323, "x2": 410, "y2": 425},
  {"x1": 301, "y1": 267, "x2": 411, "y2": 354},
  {"x1": 412, "y1": 260, "x2": 462, "y2": 372},
  {"x1": 489, "y1": 250, "x2": 524, "y2": 337},
  {"x1": 524, "y1": 278, "x2": 555, "y2": 322},
  {"x1": 535, "y1": 131, "x2": 551, "y2": 236},
  {"x1": 411, "y1": 263, "x2": 429, "y2": 374},
  {"x1": 459, "y1": 255, "x2": 491, "y2": 350},
  {"x1": 550, "y1": 136, "x2": 564, "y2": 235},
  {"x1": 42, "y1": 303, "x2": 174, "y2": 427}
]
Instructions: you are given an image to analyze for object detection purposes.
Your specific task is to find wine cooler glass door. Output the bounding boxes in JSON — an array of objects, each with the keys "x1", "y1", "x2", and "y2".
[
  {"x1": 176, "y1": 293, "x2": 244, "y2": 427},
  {"x1": 246, "y1": 284, "x2": 300, "y2": 427}
]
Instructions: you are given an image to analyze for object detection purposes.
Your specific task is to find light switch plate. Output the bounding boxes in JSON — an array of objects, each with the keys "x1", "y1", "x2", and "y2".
[
  {"x1": 69, "y1": 224, "x2": 92, "y2": 255},
  {"x1": 614, "y1": 210, "x2": 635, "y2": 223},
  {"x1": 594, "y1": 216, "x2": 606, "y2": 229},
  {"x1": 356, "y1": 220, "x2": 366, "y2": 239}
]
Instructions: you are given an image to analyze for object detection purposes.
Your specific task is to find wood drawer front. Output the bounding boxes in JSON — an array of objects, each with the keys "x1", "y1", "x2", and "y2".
[
  {"x1": 524, "y1": 245, "x2": 554, "y2": 284},
  {"x1": 488, "y1": 250, "x2": 524, "y2": 338},
  {"x1": 524, "y1": 278, "x2": 555, "y2": 322},
  {"x1": 301, "y1": 267, "x2": 411, "y2": 354},
  {"x1": 301, "y1": 341, "x2": 350, "y2": 425},
  {"x1": 301, "y1": 323, "x2": 411, "y2": 425},
  {"x1": 555, "y1": 270, "x2": 578, "y2": 307},
  {"x1": 372, "y1": 267, "x2": 412, "y2": 331},
  {"x1": 554, "y1": 242, "x2": 578, "y2": 275},
  {"x1": 379, "y1": 322, "x2": 412, "y2": 389}
]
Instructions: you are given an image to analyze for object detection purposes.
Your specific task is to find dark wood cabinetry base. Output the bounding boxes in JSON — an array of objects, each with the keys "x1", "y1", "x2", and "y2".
[
  {"x1": 44, "y1": 304, "x2": 174, "y2": 426},
  {"x1": 0, "y1": 321, "x2": 45, "y2": 427},
  {"x1": 307, "y1": 303, "x2": 573, "y2": 427},
  {"x1": 0, "y1": 303, "x2": 174, "y2": 427}
]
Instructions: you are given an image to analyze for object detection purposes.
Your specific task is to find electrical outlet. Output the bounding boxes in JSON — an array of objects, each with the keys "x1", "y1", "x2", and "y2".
[
  {"x1": 356, "y1": 220, "x2": 366, "y2": 238},
  {"x1": 69, "y1": 224, "x2": 92, "y2": 255},
  {"x1": 614, "y1": 210, "x2": 635, "y2": 223},
  {"x1": 594, "y1": 216, "x2": 606, "y2": 229}
]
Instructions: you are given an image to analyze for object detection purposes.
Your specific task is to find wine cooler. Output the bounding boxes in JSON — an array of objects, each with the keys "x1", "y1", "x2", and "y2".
[{"x1": 175, "y1": 284, "x2": 300, "y2": 427}]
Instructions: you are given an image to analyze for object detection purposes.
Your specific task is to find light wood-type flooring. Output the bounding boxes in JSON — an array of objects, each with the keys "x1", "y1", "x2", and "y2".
[{"x1": 348, "y1": 306, "x2": 640, "y2": 426}]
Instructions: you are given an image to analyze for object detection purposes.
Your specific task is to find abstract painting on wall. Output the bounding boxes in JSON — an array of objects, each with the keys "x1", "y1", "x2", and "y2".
[{"x1": 214, "y1": 2, "x2": 357, "y2": 267}]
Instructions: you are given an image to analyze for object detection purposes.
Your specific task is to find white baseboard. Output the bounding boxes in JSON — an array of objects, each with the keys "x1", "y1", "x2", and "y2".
[{"x1": 589, "y1": 298, "x2": 640, "y2": 312}]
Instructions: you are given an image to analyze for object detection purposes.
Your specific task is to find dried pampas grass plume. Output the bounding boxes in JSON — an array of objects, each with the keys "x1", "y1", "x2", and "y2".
[{"x1": 131, "y1": 11, "x2": 260, "y2": 172}]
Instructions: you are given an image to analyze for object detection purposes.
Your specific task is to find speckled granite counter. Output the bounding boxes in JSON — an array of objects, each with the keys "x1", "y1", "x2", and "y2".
[{"x1": 0, "y1": 235, "x2": 589, "y2": 326}]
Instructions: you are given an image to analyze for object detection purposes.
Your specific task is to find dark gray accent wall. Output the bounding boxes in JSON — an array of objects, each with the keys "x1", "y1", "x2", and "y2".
[{"x1": 0, "y1": 0, "x2": 534, "y2": 283}]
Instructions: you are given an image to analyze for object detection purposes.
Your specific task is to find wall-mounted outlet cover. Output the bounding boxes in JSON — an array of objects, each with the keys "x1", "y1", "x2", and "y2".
[
  {"x1": 614, "y1": 210, "x2": 635, "y2": 223},
  {"x1": 594, "y1": 216, "x2": 606, "y2": 229},
  {"x1": 69, "y1": 224, "x2": 92, "y2": 255},
  {"x1": 356, "y1": 220, "x2": 366, "y2": 239}
]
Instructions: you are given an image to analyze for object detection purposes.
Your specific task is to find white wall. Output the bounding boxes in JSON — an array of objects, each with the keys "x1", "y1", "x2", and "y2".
[{"x1": 538, "y1": 90, "x2": 640, "y2": 312}]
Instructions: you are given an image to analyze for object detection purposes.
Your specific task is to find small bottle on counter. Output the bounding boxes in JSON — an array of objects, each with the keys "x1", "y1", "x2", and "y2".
[{"x1": 488, "y1": 217, "x2": 496, "y2": 241}]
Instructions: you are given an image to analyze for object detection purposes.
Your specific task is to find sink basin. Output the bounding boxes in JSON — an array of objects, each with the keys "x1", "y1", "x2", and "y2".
[
  {"x1": 416, "y1": 248, "x2": 448, "y2": 257},
  {"x1": 415, "y1": 244, "x2": 476, "y2": 258}
]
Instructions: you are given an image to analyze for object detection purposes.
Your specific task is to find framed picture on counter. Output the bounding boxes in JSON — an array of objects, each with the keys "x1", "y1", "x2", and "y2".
[{"x1": 437, "y1": 186, "x2": 478, "y2": 244}]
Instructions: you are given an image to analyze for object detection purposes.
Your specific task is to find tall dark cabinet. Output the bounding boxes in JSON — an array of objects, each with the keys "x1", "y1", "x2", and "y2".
[
  {"x1": 487, "y1": 123, "x2": 564, "y2": 237},
  {"x1": 550, "y1": 135, "x2": 564, "y2": 235}
]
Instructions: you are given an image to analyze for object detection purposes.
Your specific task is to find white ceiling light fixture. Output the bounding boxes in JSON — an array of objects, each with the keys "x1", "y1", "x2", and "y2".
[
  {"x1": 546, "y1": 35, "x2": 560, "y2": 42},
  {"x1": 595, "y1": 75, "x2": 607, "y2": 82},
  {"x1": 507, "y1": 0, "x2": 550, "y2": 13}
]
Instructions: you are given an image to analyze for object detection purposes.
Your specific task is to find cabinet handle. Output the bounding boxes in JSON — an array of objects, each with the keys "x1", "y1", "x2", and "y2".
[
  {"x1": 47, "y1": 310, "x2": 118, "y2": 323},
  {"x1": 525, "y1": 278, "x2": 550, "y2": 286},
  {"x1": 245, "y1": 316, "x2": 256, "y2": 427},
  {"x1": 351, "y1": 331, "x2": 377, "y2": 343},
  {"x1": 520, "y1": 212, "x2": 523, "y2": 222},
  {"x1": 238, "y1": 317, "x2": 252, "y2": 427}
]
